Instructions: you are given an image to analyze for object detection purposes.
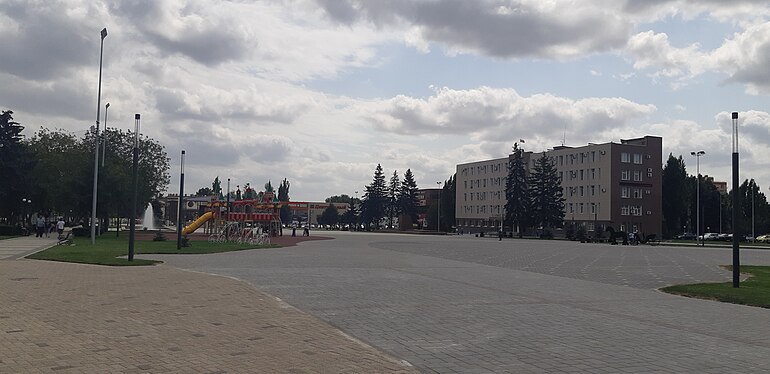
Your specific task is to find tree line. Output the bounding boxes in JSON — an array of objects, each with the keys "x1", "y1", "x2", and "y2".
[
  {"x1": 0, "y1": 110, "x2": 170, "y2": 230},
  {"x1": 662, "y1": 153, "x2": 769, "y2": 239}
]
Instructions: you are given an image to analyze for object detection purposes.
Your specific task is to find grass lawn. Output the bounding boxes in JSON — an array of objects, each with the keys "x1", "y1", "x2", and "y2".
[
  {"x1": 661, "y1": 266, "x2": 770, "y2": 309},
  {"x1": 27, "y1": 234, "x2": 278, "y2": 266}
]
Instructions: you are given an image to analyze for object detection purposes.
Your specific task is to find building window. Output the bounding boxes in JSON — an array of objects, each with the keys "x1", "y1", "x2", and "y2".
[
  {"x1": 591, "y1": 168, "x2": 595, "y2": 180},
  {"x1": 622, "y1": 187, "x2": 629, "y2": 198},
  {"x1": 483, "y1": 179, "x2": 486, "y2": 188},
  {"x1": 590, "y1": 203, "x2": 596, "y2": 214},
  {"x1": 587, "y1": 222, "x2": 595, "y2": 231},
  {"x1": 633, "y1": 153, "x2": 642, "y2": 164},
  {"x1": 633, "y1": 189, "x2": 642, "y2": 199},
  {"x1": 631, "y1": 206, "x2": 642, "y2": 216},
  {"x1": 621, "y1": 206, "x2": 630, "y2": 215},
  {"x1": 621, "y1": 170, "x2": 630, "y2": 180},
  {"x1": 559, "y1": 155, "x2": 564, "y2": 165},
  {"x1": 464, "y1": 193, "x2": 467, "y2": 201},
  {"x1": 591, "y1": 151, "x2": 596, "y2": 163},
  {"x1": 647, "y1": 171, "x2": 653, "y2": 178},
  {"x1": 621, "y1": 152, "x2": 630, "y2": 163},
  {"x1": 464, "y1": 180, "x2": 468, "y2": 189},
  {"x1": 591, "y1": 185, "x2": 595, "y2": 196},
  {"x1": 580, "y1": 170, "x2": 584, "y2": 180},
  {"x1": 633, "y1": 171, "x2": 642, "y2": 181},
  {"x1": 579, "y1": 203, "x2": 584, "y2": 214},
  {"x1": 580, "y1": 186, "x2": 584, "y2": 197},
  {"x1": 569, "y1": 203, "x2": 574, "y2": 213}
]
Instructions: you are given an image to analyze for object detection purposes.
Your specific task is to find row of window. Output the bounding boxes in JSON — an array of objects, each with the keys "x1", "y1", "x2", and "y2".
[
  {"x1": 559, "y1": 168, "x2": 600, "y2": 182},
  {"x1": 568, "y1": 202, "x2": 598, "y2": 214},
  {"x1": 620, "y1": 206, "x2": 643, "y2": 216},
  {"x1": 621, "y1": 187, "x2": 651, "y2": 199},
  {"x1": 565, "y1": 185, "x2": 597, "y2": 197},
  {"x1": 463, "y1": 191, "x2": 504, "y2": 202},
  {"x1": 620, "y1": 170, "x2": 652, "y2": 181},
  {"x1": 459, "y1": 162, "x2": 507, "y2": 177},
  {"x1": 557, "y1": 151, "x2": 598, "y2": 166},
  {"x1": 464, "y1": 177, "x2": 504, "y2": 189},
  {"x1": 460, "y1": 204, "x2": 504, "y2": 215},
  {"x1": 621, "y1": 152, "x2": 644, "y2": 164}
]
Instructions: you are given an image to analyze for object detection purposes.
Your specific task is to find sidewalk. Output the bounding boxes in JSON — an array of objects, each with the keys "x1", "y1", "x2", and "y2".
[
  {"x1": 0, "y1": 259, "x2": 416, "y2": 373},
  {"x1": 0, "y1": 235, "x2": 58, "y2": 260}
]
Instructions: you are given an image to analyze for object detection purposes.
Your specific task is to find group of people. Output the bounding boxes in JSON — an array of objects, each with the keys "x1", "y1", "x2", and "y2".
[{"x1": 31, "y1": 215, "x2": 65, "y2": 238}]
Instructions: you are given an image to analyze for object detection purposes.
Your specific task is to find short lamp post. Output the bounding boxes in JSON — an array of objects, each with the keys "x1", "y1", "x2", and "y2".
[
  {"x1": 128, "y1": 114, "x2": 140, "y2": 261},
  {"x1": 176, "y1": 150, "x2": 186, "y2": 250},
  {"x1": 690, "y1": 150, "x2": 705, "y2": 246}
]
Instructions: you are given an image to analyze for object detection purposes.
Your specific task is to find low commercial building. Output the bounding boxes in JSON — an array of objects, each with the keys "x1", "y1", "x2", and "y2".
[{"x1": 455, "y1": 136, "x2": 663, "y2": 238}]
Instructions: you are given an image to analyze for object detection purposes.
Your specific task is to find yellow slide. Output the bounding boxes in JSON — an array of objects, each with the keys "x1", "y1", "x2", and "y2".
[{"x1": 182, "y1": 212, "x2": 214, "y2": 235}]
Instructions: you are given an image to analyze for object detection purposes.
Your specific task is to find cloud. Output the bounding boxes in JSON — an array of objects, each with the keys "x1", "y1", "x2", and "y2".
[
  {"x1": 312, "y1": 0, "x2": 631, "y2": 59},
  {"x1": 626, "y1": 23, "x2": 770, "y2": 93},
  {"x1": 363, "y1": 87, "x2": 656, "y2": 142}
]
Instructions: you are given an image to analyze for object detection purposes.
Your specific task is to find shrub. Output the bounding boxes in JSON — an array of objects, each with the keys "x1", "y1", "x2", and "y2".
[
  {"x1": 576, "y1": 226, "x2": 587, "y2": 241},
  {"x1": 565, "y1": 224, "x2": 576, "y2": 241},
  {"x1": 152, "y1": 231, "x2": 167, "y2": 241},
  {"x1": 72, "y1": 227, "x2": 89, "y2": 237},
  {"x1": 0, "y1": 225, "x2": 22, "y2": 235}
]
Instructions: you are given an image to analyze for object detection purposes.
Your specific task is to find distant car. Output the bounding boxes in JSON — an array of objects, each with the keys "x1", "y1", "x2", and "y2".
[
  {"x1": 756, "y1": 234, "x2": 770, "y2": 243},
  {"x1": 676, "y1": 233, "x2": 697, "y2": 240},
  {"x1": 698, "y1": 233, "x2": 720, "y2": 241},
  {"x1": 717, "y1": 233, "x2": 730, "y2": 241}
]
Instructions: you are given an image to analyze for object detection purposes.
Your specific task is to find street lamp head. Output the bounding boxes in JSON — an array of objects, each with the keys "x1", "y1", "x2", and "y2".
[
  {"x1": 698, "y1": 150, "x2": 705, "y2": 155},
  {"x1": 106, "y1": 103, "x2": 110, "y2": 109},
  {"x1": 690, "y1": 151, "x2": 695, "y2": 156},
  {"x1": 101, "y1": 28, "x2": 108, "y2": 40}
]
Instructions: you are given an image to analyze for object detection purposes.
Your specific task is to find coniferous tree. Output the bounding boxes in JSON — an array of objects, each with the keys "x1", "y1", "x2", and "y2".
[
  {"x1": 387, "y1": 170, "x2": 400, "y2": 228},
  {"x1": 505, "y1": 143, "x2": 529, "y2": 236},
  {"x1": 318, "y1": 204, "x2": 339, "y2": 227},
  {"x1": 399, "y1": 168, "x2": 419, "y2": 224},
  {"x1": 439, "y1": 174, "x2": 456, "y2": 231},
  {"x1": 662, "y1": 154, "x2": 688, "y2": 238},
  {"x1": 361, "y1": 164, "x2": 387, "y2": 229},
  {"x1": 278, "y1": 178, "x2": 291, "y2": 223},
  {"x1": 528, "y1": 152, "x2": 564, "y2": 233},
  {"x1": 341, "y1": 199, "x2": 359, "y2": 229},
  {"x1": 0, "y1": 111, "x2": 32, "y2": 221}
]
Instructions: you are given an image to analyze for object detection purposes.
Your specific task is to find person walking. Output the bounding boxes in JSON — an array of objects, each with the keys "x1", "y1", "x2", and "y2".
[
  {"x1": 35, "y1": 215, "x2": 46, "y2": 238},
  {"x1": 56, "y1": 217, "x2": 65, "y2": 238}
]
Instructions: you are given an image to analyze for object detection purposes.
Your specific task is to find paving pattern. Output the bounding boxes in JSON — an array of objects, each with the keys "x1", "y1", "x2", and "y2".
[
  {"x1": 0, "y1": 235, "x2": 57, "y2": 260},
  {"x1": 153, "y1": 232, "x2": 770, "y2": 373},
  {"x1": 0, "y1": 259, "x2": 417, "y2": 373}
]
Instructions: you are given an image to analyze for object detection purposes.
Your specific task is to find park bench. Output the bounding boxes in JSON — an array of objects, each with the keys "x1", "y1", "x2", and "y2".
[{"x1": 57, "y1": 231, "x2": 73, "y2": 246}]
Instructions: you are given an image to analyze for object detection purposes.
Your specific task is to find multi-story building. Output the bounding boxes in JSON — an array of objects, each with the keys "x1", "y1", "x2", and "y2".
[{"x1": 456, "y1": 136, "x2": 663, "y2": 237}]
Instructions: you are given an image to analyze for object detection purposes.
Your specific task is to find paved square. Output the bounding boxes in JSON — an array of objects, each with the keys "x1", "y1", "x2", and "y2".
[{"x1": 154, "y1": 232, "x2": 770, "y2": 373}]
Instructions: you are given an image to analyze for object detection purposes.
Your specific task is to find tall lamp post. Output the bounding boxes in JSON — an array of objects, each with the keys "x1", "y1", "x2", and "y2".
[
  {"x1": 128, "y1": 114, "x2": 140, "y2": 261},
  {"x1": 177, "y1": 150, "x2": 186, "y2": 249},
  {"x1": 731, "y1": 112, "x2": 740, "y2": 288},
  {"x1": 354, "y1": 190, "x2": 359, "y2": 231},
  {"x1": 691, "y1": 150, "x2": 705, "y2": 246},
  {"x1": 101, "y1": 103, "x2": 109, "y2": 167},
  {"x1": 436, "y1": 181, "x2": 442, "y2": 232},
  {"x1": 91, "y1": 27, "x2": 108, "y2": 245}
]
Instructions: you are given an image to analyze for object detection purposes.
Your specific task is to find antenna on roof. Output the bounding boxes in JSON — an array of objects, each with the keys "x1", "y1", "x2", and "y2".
[{"x1": 562, "y1": 123, "x2": 567, "y2": 146}]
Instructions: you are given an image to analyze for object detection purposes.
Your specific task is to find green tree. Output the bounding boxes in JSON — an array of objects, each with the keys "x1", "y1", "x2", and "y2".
[
  {"x1": 730, "y1": 179, "x2": 770, "y2": 238},
  {"x1": 399, "y1": 168, "x2": 419, "y2": 225},
  {"x1": 505, "y1": 142, "x2": 529, "y2": 236},
  {"x1": 195, "y1": 187, "x2": 213, "y2": 196},
  {"x1": 325, "y1": 194, "x2": 356, "y2": 205},
  {"x1": 0, "y1": 111, "x2": 34, "y2": 222},
  {"x1": 340, "y1": 199, "x2": 359, "y2": 229},
  {"x1": 212, "y1": 177, "x2": 222, "y2": 198},
  {"x1": 318, "y1": 204, "x2": 339, "y2": 227},
  {"x1": 439, "y1": 174, "x2": 456, "y2": 232},
  {"x1": 278, "y1": 178, "x2": 291, "y2": 223},
  {"x1": 386, "y1": 170, "x2": 400, "y2": 228},
  {"x1": 264, "y1": 180, "x2": 274, "y2": 193},
  {"x1": 528, "y1": 152, "x2": 564, "y2": 230},
  {"x1": 361, "y1": 164, "x2": 387, "y2": 229},
  {"x1": 662, "y1": 154, "x2": 688, "y2": 238}
]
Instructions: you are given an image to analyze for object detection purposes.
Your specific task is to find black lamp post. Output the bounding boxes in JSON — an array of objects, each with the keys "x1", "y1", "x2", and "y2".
[
  {"x1": 691, "y1": 150, "x2": 705, "y2": 246},
  {"x1": 128, "y1": 114, "x2": 140, "y2": 261},
  {"x1": 177, "y1": 150, "x2": 185, "y2": 249},
  {"x1": 91, "y1": 27, "x2": 108, "y2": 245},
  {"x1": 731, "y1": 112, "x2": 740, "y2": 288}
]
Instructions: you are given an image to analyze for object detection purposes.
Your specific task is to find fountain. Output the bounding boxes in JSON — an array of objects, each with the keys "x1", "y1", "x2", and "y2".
[{"x1": 142, "y1": 204, "x2": 156, "y2": 230}]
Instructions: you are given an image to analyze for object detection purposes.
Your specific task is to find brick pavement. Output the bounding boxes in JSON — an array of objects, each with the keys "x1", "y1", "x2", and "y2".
[
  {"x1": 0, "y1": 260, "x2": 417, "y2": 373},
  {"x1": 0, "y1": 235, "x2": 57, "y2": 260}
]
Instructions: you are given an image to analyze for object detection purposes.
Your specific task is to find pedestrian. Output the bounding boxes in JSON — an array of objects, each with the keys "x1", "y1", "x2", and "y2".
[
  {"x1": 48, "y1": 220, "x2": 56, "y2": 238},
  {"x1": 56, "y1": 217, "x2": 65, "y2": 238},
  {"x1": 303, "y1": 226, "x2": 309, "y2": 236},
  {"x1": 35, "y1": 215, "x2": 45, "y2": 238}
]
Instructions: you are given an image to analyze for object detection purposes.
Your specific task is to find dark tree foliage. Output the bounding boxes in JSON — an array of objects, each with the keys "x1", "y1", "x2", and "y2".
[
  {"x1": 439, "y1": 174, "x2": 456, "y2": 232},
  {"x1": 361, "y1": 164, "x2": 387, "y2": 229},
  {"x1": 0, "y1": 111, "x2": 34, "y2": 222},
  {"x1": 728, "y1": 179, "x2": 770, "y2": 237},
  {"x1": 317, "y1": 204, "x2": 339, "y2": 227},
  {"x1": 264, "y1": 180, "x2": 274, "y2": 193},
  {"x1": 662, "y1": 154, "x2": 689, "y2": 238},
  {"x1": 399, "y1": 168, "x2": 419, "y2": 223},
  {"x1": 325, "y1": 194, "x2": 356, "y2": 205},
  {"x1": 505, "y1": 142, "x2": 529, "y2": 236},
  {"x1": 212, "y1": 177, "x2": 222, "y2": 198},
  {"x1": 387, "y1": 170, "x2": 400, "y2": 228},
  {"x1": 528, "y1": 152, "x2": 564, "y2": 230},
  {"x1": 340, "y1": 199, "x2": 359, "y2": 228},
  {"x1": 278, "y1": 178, "x2": 291, "y2": 223},
  {"x1": 195, "y1": 187, "x2": 213, "y2": 196}
]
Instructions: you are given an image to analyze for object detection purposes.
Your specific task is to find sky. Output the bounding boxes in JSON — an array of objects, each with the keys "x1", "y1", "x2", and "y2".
[{"x1": 2, "y1": 0, "x2": 770, "y2": 201}]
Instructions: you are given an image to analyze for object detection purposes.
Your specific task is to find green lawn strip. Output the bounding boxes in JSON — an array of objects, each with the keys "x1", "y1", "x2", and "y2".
[
  {"x1": 661, "y1": 266, "x2": 770, "y2": 309},
  {"x1": 27, "y1": 234, "x2": 277, "y2": 266},
  {"x1": 0, "y1": 235, "x2": 19, "y2": 240}
]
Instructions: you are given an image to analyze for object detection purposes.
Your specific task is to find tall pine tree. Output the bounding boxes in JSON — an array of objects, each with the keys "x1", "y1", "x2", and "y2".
[
  {"x1": 361, "y1": 164, "x2": 387, "y2": 229},
  {"x1": 440, "y1": 174, "x2": 456, "y2": 231},
  {"x1": 505, "y1": 143, "x2": 529, "y2": 236},
  {"x1": 278, "y1": 178, "x2": 291, "y2": 223},
  {"x1": 387, "y1": 170, "x2": 400, "y2": 228},
  {"x1": 528, "y1": 152, "x2": 564, "y2": 233},
  {"x1": 399, "y1": 169, "x2": 419, "y2": 225},
  {"x1": 662, "y1": 154, "x2": 688, "y2": 238},
  {"x1": 0, "y1": 111, "x2": 32, "y2": 221}
]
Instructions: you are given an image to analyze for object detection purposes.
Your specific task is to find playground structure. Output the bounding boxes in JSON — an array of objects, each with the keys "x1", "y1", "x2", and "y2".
[{"x1": 181, "y1": 183, "x2": 282, "y2": 245}]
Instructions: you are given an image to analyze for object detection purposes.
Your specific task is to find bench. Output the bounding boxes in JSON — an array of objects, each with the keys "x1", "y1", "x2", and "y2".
[{"x1": 57, "y1": 231, "x2": 73, "y2": 246}]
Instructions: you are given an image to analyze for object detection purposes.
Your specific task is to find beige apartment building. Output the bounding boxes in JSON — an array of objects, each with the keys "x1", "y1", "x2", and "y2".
[{"x1": 456, "y1": 136, "x2": 663, "y2": 237}]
